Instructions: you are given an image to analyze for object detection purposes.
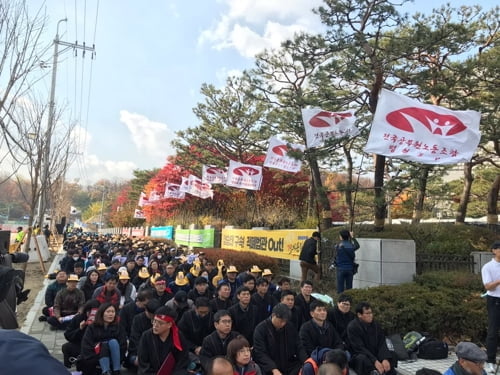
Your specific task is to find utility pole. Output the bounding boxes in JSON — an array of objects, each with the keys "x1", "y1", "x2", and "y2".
[{"x1": 37, "y1": 18, "x2": 95, "y2": 227}]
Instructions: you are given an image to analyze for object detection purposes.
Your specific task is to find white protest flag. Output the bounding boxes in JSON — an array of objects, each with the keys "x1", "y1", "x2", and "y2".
[
  {"x1": 202, "y1": 165, "x2": 227, "y2": 184},
  {"x1": 263, "y1": 136, "x2": 305, "y2": 173},
  {"x1": 164, "y1": 183, "x2": 185, "y2": 199},
  {"x1": 200, "y1": 181, "x2": 214, "y2": 200},
  {"x1": 187, "y1": 174, "x2": 203, "y2": 197},
  {"x1": 138, "y1": 192, "x2": 149, "y2": 207},
  {"x1": 148, "y1": 190, "x2": 162, "y2": 202},
  {"x1": 134, "y1": 209, "x2": 145, "y2": 219},
  {"x1": 364, "y1": 89, "x2": 481, "y2": 164},
  {"x1": 301, "y1": 108, "x2": 358, "y2": 148},
  {"x1": 179, "y1": 176, "x2": 190, "y2": 193},
  {"x1": 226, "y1": 160, "x2": 263, "y2": 191}
]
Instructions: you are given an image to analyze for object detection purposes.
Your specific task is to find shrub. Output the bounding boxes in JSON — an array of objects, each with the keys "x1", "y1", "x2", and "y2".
[{"x1": 414, "y1": 271, "x2": 484, "y2": 292}]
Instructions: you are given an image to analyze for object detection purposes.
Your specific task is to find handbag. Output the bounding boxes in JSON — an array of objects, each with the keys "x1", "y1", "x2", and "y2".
[{"x1": 353, "y1": 262, "x2": 359, "y2": 275}]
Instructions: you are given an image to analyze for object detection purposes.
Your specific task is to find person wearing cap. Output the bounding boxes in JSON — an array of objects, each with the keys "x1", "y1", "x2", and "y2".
[
  {"x1": 39, "y1": 270, "x2": 68, "y2": 321},
  {"x1": 152, "y1": 277, "x2": 174, "y2": 305},
  {"x1": 48, "y1": 274, "x2": 85, "y2": 330},
  {"x1": 188, "y1": 276, "x2": 212, "y2": 301},
  {"x1": 169, "y1": 271, "x2": 191, "y2": 294},
  {"x1": 299, "y1": 231, "x2": 322, "y2": 282},
  {"x1": 166, "y1": 290, "x2": 194, "y2": 322},
  {"x1": 335, "y1": 230, "x2": 360, "y2": 294},
  {"x1": 223, "y1": 265, "x2": 242, "y2": 299},
  {"x1": 117, "y1": 270, "x2": 137, "y2": 307},
  {"x1": 97, "y1": 262, "x2": 108, "y2": 279},
  {"x1": 178, "y1": 297, "x2": 214, "y2": 356},
  {"x1": 200, "y1": 309, "x2": 241, "y2": 371},
  {"x1": 444, "y1": 342, "x2": 487, "y2": 375},
  {"x1": 132, "y1": 266, "x2": 150, "y2": 290},
  {"x1": 250, "y1": 265, "x2": 263, "y2": 279},
  {"x1": 253, "y1": 303, "x2": 307, "y2": 375},
  {"x1": 137, "y1": 305, "x2": 189, "y2": 375},
  {"x1": 262, "y1": 268, "x2": 277, "y2": 294},
  {"x1": 127, "y1": 299, "x2": 162, "y2": 368},
  {"x1": 481, "y1": 240, "x2": 500, "y2": 373}
]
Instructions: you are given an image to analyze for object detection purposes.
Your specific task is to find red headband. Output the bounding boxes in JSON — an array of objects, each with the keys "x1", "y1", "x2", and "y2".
[{"x1": 155, "y1": 315, "x2": 182, "y2": 351}]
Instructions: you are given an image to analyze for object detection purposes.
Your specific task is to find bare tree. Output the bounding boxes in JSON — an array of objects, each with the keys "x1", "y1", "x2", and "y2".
[{"x1": 0, "y1": 1, "x2": 49, "y2": 177}]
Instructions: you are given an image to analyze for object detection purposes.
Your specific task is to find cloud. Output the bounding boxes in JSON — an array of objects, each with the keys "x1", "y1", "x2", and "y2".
[
  {"x1": 119, "y1": 110, "x2": 176, "y2": 160},
  {"x1": 199, "y1": 0, "x2": 324, "y2": 58}
]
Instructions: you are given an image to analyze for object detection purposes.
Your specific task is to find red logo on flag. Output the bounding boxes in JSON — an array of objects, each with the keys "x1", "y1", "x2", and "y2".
[
  {"x1": 233, "y1": 167, "x2": 260, "y2": 176},
  {"x1": 386, "y1": 108, "x2": 467, "y2": 136},
  {"x1": 309, "y1": 111, "x2": 353, "y2": 127},
  {"x1": 168, "y1": 185, "x2": 178, "y2": 191},
  {"x1": 272, "y1": 145, "x2": 289, "y2": 156},
  {"x1": 206, "y1": 167, "x2": 224, "y2": 174}
]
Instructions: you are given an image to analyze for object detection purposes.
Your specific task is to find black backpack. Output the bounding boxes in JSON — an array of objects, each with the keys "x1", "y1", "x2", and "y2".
[
  {"x1": 417, "y1": 338, "x2": 449, "y2": 360},
  {"x1": 389, "y1": 334, "x2": 410, "y2": 361}
]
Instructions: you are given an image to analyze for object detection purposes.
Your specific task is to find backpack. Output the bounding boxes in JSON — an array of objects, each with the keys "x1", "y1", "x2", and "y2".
[
  {"x1": 403, "y1": 331, "x2": 424, "y2": 352},
  {"x1": 299, "y1": 358, "x2": 319, "y2": 375},
  {"x1": 417, "y1": 338, "x2": 449, "y2": 360}
]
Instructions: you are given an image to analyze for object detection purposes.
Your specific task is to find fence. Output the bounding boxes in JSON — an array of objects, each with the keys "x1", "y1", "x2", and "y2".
[{"x1": 317, "y1": 241, "x2": 475, "y2": 280}]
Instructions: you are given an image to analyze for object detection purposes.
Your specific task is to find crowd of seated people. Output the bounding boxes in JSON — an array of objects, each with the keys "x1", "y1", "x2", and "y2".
[{"x1": 40, "y1": 233, "x2": 396, "y2": 375}]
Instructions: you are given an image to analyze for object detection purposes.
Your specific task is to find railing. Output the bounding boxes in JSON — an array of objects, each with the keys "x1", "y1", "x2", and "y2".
[{"x1": 415, "y1": 253, "x2": 475, "y2": 274}]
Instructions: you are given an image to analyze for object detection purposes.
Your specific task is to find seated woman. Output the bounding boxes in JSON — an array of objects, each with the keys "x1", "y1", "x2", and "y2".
[
  {"x1": 62, "y1": 299, "x2": 100, "y2": 368},
  {"x1": 80, "y1": 302, "x2": 127, "y2": 375},
  {"x1": 227, "y1": 335, "x2": 262, "y2": 375}
]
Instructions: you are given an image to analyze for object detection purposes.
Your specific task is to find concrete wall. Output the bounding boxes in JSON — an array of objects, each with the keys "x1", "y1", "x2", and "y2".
[{"x1": 290, "y1": 238, "x2": 416, "y2": 289}]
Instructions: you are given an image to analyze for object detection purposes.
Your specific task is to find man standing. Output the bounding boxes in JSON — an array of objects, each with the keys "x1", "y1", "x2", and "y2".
[
  {"x1": 299, "y1": 232, "x2": 321, "y2": 282},
  {"x1": 481, "y1": 240, "x2": 500, "y2": 374},
  {"x1": 347, "y1": 302, "x2": 396, "y2": 375},
  {"x1": 443, "y1": 342, "x2": 487, "y2": 375},
  {"x1": 253, "y1": 303, "x2": 307, "y2": 375},
  {"x1": 335, "y1": 230, "x2": 360, "y2": 294},
  {"x1": 137, "y1": 306, "x2": 189, "y2": 375}
]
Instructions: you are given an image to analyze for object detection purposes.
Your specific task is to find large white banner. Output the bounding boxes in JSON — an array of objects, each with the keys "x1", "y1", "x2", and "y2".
[
  {"x1": 364, "y1": 89, "x2": 481, "y2": 164},
  {"x1": 202, "y1": 165, "x2": 227, "y2": 184},
  {"x1": 302, "y1": 108, "x2": 358, "y2": 148},
  {"x1": 226, "y1": 160, "x2": 263, "y2": 191},
  {"x1": 164, "y1": 183, "x2": 185, "y2": 199},
  {"x1": 179, "y1": 176, "x2": 190, "y2": 193},
  {"x1": 148, "y1": 190, "x2": 162, "y2": 202},
  {"x1": 263, "y1": 136, "x2": 304, "y2": 173},
  {"x1": 138, "y1": 192, "x2": 150, "y2": 207}
]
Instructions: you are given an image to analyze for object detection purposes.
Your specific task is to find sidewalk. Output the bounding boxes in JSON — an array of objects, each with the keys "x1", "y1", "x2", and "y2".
[{"x1": 397, "y1": 355, "x2": 457, "y2": 375}]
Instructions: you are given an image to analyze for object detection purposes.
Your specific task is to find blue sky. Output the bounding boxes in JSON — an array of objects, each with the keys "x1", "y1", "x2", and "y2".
[{"x1": 29, "y1": 0, "x2": 484, "y2": 185}]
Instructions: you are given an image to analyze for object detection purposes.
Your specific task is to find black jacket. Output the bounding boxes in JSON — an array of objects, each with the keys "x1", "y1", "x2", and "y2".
[
  {"x1": 299, "y1": 319, "x2": 343, "y2": 356},
  {"x1": 209, "y1": 296, "x2": 233, "y2": 313},
  {"x1": 327, "y1": 306, "x2": 355, "y2": 345},
  {"x1": 137, "y1": 328, "x2": 189, "y2": 375},
  {"x1": 299, "y1": 237, "x2": 318, "y2": 264},
  {"x1": 63, "y1": 313, "x2": 87, "y2": 343},
  {"x1": 129, "y1": 312, "x2": 152, "y2": 357},
  {"x1": 177, "y1": 309, "x2": 214, "y2": 351},
  {"x1": 251, "y1": 293, "x2": 276, "y2": 324},
  {"x1": 119, "y1": 301, "x2": 145, "y2": 338},
  {"x1": 200, "y1": 330, "x2": 240, "y2": 370},
  {"x1": 228, "y1": 303, "x2": 257, "y2": 345},
  {"x1": 253, "y1": 318, "x2": 307, "y2": 374},
  {"x1": 346, "y1": 317, "x2": 392, "y2": 363},
  {"x1": 81, "y1": 322, "x2": 127, "y2": 361},
  {"x1": 294, "y1": 293, "x2": 316, "y2": 323}
]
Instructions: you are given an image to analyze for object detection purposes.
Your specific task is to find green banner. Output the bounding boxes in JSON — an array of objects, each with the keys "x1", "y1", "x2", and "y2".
[{"x1": 174, "y1": 228, "x2": 215, "y2": 248}]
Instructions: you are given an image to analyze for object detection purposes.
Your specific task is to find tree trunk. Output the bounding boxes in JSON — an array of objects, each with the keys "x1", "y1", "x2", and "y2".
[
  {"x1": 455, "y1": 162, "x2": 474, "y2": 224},
  {"x1": 343, "y1": 146, "x2": 354, "y2": 228},
  {"x1": 412, "y1": 166, "x2": 430, "y2": 224},
  {"x1": 307, "y1": 176, "x2": 315, "y2": 218},
  {"x1": 374, "y1": 154, "x2": 387, "y2": 231},
  {"x1": 486, "y1": 174, "x2": 500, "y2": 230},
  {"x1": 308, "y1": 156, "x2": 332, "y2": 231}
]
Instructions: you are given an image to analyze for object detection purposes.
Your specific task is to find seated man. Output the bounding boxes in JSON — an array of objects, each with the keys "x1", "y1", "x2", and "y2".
[
  {"x1": 209, "y1": 282, "x2": 233, "y2": 313},
  {"x1": 300, "y1": 300, "x2": 344, "y2": 357},
  {"x1": 253, "y1": 303, "x2": 307, "y2": 375},
  {"x1": 328, "y1": 294, "x2": 355, "y2": 347},
  {"x1": 444, "y1": 342, "x2": 487, "y2": 375},
  {"x1": 347, "y1": 302, "x2": 396, "y2": 375},
  {"x1": 47, "y1": 274, "x2": 85, "y2": 330},
  {"x1": 177, "y1": 297, "x2": 214, "y2": 356},
  {"x1": 295, "y1": 280, "x2": 317, "y2": 324},
  {"x1": 119, "y1": 290, "x2": 151, "y2": 338},
  {"x1": 280, "y1": 290, "x2": 302, "y2": 331},
  {"x1": 40, "y1": 270, "x2": 67, "y2": 320},
  {"x1": 137, "y1": 305, "x2": 189, "y2": 375},
  {"x1": 228, "y1": 286, "x2": 257, "y2": 345},
  {"x1": 251, "y1": 277, "x2": 276, "y2": 324},
  {"x1": 199, "y1": 309, "x2": 240, "y2": 371}
]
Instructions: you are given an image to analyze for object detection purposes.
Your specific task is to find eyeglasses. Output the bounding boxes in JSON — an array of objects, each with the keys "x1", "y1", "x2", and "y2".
[
  {"x1": 151, "y1": 319, "x2": 167, "y2": 326},
  {"x1": 217, "y1": 319, "x2": 232, "y2": 324}
]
